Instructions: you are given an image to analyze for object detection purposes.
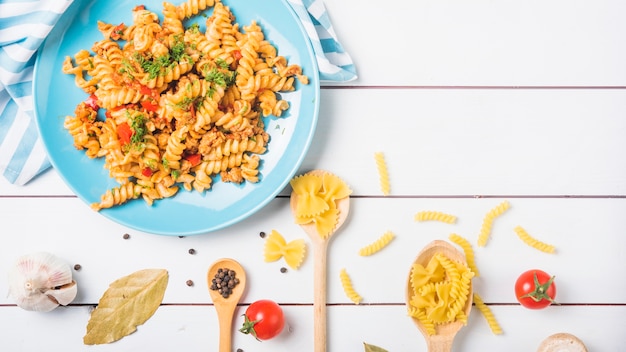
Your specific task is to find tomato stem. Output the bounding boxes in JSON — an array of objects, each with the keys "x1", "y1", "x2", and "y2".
[
  {"x1": 239, "y1": 314, "x2": 262, "y2": 341},
  {"x1": 518, "y1": 272, "x2": 556, "y2": 303}
]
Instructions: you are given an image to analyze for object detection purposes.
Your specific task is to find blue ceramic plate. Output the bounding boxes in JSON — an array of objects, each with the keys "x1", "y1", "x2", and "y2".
[{"x1": 34, "y1": 0, "x2": 319, "y2": 236}]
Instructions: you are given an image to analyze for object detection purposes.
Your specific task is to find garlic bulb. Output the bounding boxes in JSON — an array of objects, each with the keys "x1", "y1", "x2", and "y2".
[{"x1": 7, "y1": 252, "x2": 78, "y2": 312}]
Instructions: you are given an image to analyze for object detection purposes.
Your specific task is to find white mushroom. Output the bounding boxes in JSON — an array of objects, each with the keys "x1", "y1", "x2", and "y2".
[{"x1": 7, "y1": 252, "x2": 78, "y2": 312}]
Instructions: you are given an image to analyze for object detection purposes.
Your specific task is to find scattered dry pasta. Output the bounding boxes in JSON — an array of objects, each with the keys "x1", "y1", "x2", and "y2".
[
  {"x1": 358, "y1": 231, "x2": 395, "y2": 256},
  {"x1": 263, "y1": 230, "x2": 306, "y2": 269},
  {"x1": 476, "y1": 200, "x2": 510, "y2": 247},
  {"x1": 407, "y1": 252, "x2": 474, "y2": 335},
  {"x1": 290, "y1": 171, "x2": 351, "y2": 238},
  {"x1": 473, "y1": 292, "x2": 503, "y2": 335},
  {"x1": 373, "y1": 152, "x2": 390, "y2": 196},
  {"x1": 414, "y1": 211, "x2": 457, "y2": 224},
  {"x1": 339, "y1": 268, "x2": 362, "y2": 304},
  {"x1": 61, "y1": 0, "x2": 308, "y2": 211},
  {"x1": 513, "y1": 226, "x2": 555, "y2": 254},
  {"x1": 449, "y1": 233, "x2": 479, "y2": 277}
]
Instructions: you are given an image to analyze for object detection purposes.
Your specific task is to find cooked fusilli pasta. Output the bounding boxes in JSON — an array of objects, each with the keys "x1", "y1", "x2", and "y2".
[
  {"x1": 473, "y1": 292, "x2": 503, "y2": 335},
  {"x1": 373, "y1": 152, "x2": 390, "y2": 196},
  {"x1": 476, "y1": 200, "x2": 510, "y2": 247},
  {"x1": 414, "y1": 211, "x2": 457, "y2": 224},
  {"x1": 358, "y1": 231, "x2": 395, "y2": 256},
  {"x1": 62, "y1": 0, "x2": 308, "y2": 211},
  {"x1": 513, "y1": 226, "x2": 556, "y2": 254},
  {"x1": 339, "y1": 268, "x2": 362, "y2": 304}
]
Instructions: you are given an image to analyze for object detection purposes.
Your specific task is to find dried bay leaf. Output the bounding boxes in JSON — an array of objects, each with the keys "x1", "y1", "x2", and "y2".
[
  {"x1": 83, "y1": 268, "x2": 169, "y2": 345},
  {"x1": 363, "y1": 342, "x2": 389, "y2": 352}
]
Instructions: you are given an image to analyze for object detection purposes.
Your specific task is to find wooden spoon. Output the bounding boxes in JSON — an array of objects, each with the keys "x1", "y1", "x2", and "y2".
[
  {"x1": 207, "y1": 258, "x2": 247, "y2": 352},
  {"x1": 405, "y1": 240, "x2": 473, "y2": 352},
  {"x1": 290, "y1": 169, "x2": 350, "y2": 352}
]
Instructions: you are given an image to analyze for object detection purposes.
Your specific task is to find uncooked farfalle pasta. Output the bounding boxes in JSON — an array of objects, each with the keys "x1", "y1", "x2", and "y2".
[
  {"x1": 290, "y1": 172, "x2": 352, "y2": 238},
  {"x1": 407, "y1": 252, "x2": 474, "y2": 335},
  {"x1": 339, "y1": 268, "x2": 362, "y2": 304},
  {"x1": 414, "y1": 211, "x2": 457, "y2": 224},
  {"x1": 373, "y1": 152, "x2": 390, "y2": 196},
  {"x1": 263, "y1": 230, "x2": 306, "y2": 269},
  {"x1": 449, "y1": 233, "x2": 480, "y2": 277},
  {"x1": 476, "y1": 200, "x2": 510, "y2": 247},
  {"x1": 513, "y1": 226, "x2": 555, "y2": 254},
  {"x1": 473, "y1": 292, "x2": 503, "y2": 335},
  {"x1": 62, "y1": 0, "x2": 308, "y2": 210},
  {"x1": 358, "y1": 231, "x2": 395, "y2": 256}
]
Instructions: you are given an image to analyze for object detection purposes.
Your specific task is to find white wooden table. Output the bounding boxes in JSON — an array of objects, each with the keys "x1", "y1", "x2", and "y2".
[{"x1": 1, "y1": 0, "x2": 626, "y2": 351}]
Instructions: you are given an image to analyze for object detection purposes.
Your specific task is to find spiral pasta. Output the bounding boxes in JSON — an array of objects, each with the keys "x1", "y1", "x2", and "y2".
[
  {"x1": 358, "y1": 231, "x2": 395, "y2": 256},
  {"x1": 473, "y1": 292, "x2": 503, "y2": 335},
  {"x1": 61, "y1": 0, "x2": 308, "y2": 211},
  {"x1": 339, "y1": 268, "x2": 362, "y2": 304},
  {"x1": 407, "y1": 252, "x2": 474, "y2": 335},
  {"x1": 414, "y1": 211, "x2": 457, "y2": 224},
  {"x1": 513, "y1": 226, "x2": 556, "y2": 254},
  {"x1": 476, "y1": 200, "x2": 510, "y2": 247},
  {"x1": 448, "y1": 233, "x2": 479, "y2": 277},
  {"x1": 373, "y1": 152, "x2": 390, "y2": 196}
]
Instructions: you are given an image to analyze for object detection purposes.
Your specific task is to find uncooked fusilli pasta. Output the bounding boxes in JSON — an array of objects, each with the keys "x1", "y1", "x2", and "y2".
[
  {"x1": 513, "y1": 226, "x2": 555, "y2": 254},
  {"x1": 339, "y1": 268, "x2": 362, "y2": 304},
  {"x1": 373, "y1": 152, "x2": 390, "y2": 196},
  {"x1": 473, "y1": 292, "x2": 503, "y2": 335},
  {"x1": 407, "y1": 252, "x2": 474, "y2": 335},
  {"x1": 414, "y1": 211, "x2": 457, "y2": 224},
  {"x1": 449, "y1": 233, "x2": 480, "y2": 277},
  {"x1": 476, "y1": 200, "x2": 510, "y2": 247},
  {"x1": 358, "y1": 231, "x2": 395, "y2": 256}
]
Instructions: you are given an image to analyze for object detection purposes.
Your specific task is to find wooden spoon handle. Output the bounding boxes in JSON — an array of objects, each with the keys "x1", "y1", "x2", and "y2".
[
  {"x1": 426, "y1": 334, "x2": 454, "y2": 352},
  {"x1": 312, "y1": 241, "x2": 329, "y2": 352},
  {"x1": 216, "y1": 306, "x2": 236, "y2": 352}
]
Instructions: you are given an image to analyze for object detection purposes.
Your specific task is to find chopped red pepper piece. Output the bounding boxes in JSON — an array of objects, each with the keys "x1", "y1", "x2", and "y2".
[
  {"x1": 84, "y1": 94, "x2": 99, "y2": 111},
  {"x1": 116, "y1": 122, "x2": 133, "y2": 145},
  {"x1": 110, "y1": 23, "x2": 125, "y2": 40},
  {"x1": 133, "y1": 5, "x2": 146, "y2": 11},
  {"x1": 184, "y1": 153, "x2": 202, "y2": 167},
  {"x1": 141, "y1": 167, "x2": 153, "y2": 177},
  {"x1": 141, "y1": 100, "x2": 159, "y2": 112}
]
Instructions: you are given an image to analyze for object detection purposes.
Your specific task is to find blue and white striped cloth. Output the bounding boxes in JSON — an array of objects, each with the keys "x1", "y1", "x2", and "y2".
[{"x1": 0, "y1": 0, "x2": 357, "y2": 186}]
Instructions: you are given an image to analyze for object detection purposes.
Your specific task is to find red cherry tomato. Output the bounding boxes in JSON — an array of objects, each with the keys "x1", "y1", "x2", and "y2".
[
  {"x1": 239, "y1": 299, "x2": 284, "y2": 340},
  {"x1": 515, "y1": 269, "x2": 556, "y2": 309}
]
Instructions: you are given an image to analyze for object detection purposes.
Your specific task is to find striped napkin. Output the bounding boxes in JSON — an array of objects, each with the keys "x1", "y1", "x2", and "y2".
[{"x1": 0, "y1": 0, "x2": 357, "y2": 186}]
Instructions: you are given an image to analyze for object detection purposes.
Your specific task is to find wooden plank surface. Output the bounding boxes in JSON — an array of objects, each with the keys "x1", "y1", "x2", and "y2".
[{"x1": 1, "y1": 0, "x2": 625, "y2": 350}]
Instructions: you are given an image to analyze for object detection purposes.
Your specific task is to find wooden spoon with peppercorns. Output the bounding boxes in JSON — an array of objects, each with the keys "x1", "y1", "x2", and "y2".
[
  {"x1": 207, "y1": 258, "x2": 247, "y2": 352},
  {"x1": 290, "y1": 169, "x2": 351, "y2": 352}
]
